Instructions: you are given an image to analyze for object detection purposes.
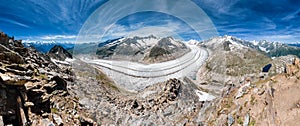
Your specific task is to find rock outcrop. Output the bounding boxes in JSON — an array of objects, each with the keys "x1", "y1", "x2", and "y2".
[{"x1": 0, "y1": 32, "x2": 95, "y2": 125}]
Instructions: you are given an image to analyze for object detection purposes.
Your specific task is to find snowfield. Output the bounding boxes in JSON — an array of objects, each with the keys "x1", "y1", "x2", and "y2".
[{"x1": 81, "y1": 44, "x2": 208, "y2": 91}]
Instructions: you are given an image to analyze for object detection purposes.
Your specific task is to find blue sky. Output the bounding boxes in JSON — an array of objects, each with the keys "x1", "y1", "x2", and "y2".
[{"x1": 0, "y1": 0, "x2": 299, "y2": 43}]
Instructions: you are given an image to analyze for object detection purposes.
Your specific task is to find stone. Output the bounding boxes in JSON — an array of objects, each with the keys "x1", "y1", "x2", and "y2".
[
  {"x1": 39, "y1": 119, "x2": 55, "y2": 126},
  {"x1": 51, "y1": 76, "x2": 67, "y2": 91},
  {"x1": 235, "y1": 82, "x2": 250, "y2": 99},
  {"x1": 0, "y1": 68, "x2": 6, "y2": 73},
  {"x1": 24, "y1": 81, "x2": 35, "y2": 90},
  {"x1": 24, "y1": 102, "x2": 34, "y2": 107},
  {"x1": 0, "y1": 116, "x2": 4, "y2": 126},
  {"x1": 0, "y1": 44, "x2": 24, "y2": 64},
  {"x1": 227, "y1": 114, "x2": 234, "y2": 126},
  {"x1": 53, "y1": 114, "x2": 63, "y2": 126},
  {"x1": 80, "y1": 116, "x2": 96, "y2": 125},
  {"x1": 0, "y1": 73, "x2": 11, "y2": 81},
  {"x1": 38, "y1": 68, "x2": 47, "y2": 74},
  {"x1": 6, "y1": 64, "x2": 27, "y2": 71},
  {"x1": 243, "y1": 113, "x2": 250, "y2": 126}
]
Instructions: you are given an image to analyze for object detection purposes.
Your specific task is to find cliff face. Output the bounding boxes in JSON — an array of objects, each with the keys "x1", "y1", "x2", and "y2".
[{"x1": 0, "y1": 32, "x2": 95, "y2": 125}]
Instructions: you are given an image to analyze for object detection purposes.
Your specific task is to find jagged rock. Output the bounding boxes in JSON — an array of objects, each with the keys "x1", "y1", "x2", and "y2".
[
  {"x1": 235, "y1": 82, "x2": 250, "y2": 99},
  {"x1": 286, "y1": 58, "x2": 300, "y2": 78},
  {"x1": 0, "y1": 44, "x2": 24, "y2": 64},
  {"x1": 0, "y1": 74, "x2": 27, "y2": 86},
  {"x1": 80, "y1": 116, "x2": 96, "y2": 126},
  {"x1": 243, "y1": 113, "x2": 250, "y2": 126},
  {"x1": 52, "y1": 114, "x2": 63, "y2": 126},
  {"x1": 0, "y1": 74, "x2": 11, "y2": 82},
  {"x1": 39, "y1": 119, "x2": 55, "y2": 126},
  {"x1": 227, "y1": 114, "x2": 234, "y2": 126},
  {"x1": 0, "y1": 32, "x2": 93, "y2": 125}
]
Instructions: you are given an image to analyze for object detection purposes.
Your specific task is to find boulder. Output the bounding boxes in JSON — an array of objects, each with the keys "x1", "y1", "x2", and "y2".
[
  {"x1": 51, "y1": 76, "x2": 67, "y2": 91},
  {"x1": 0, "y1": 44, "x2": 24, "y2": 64}
]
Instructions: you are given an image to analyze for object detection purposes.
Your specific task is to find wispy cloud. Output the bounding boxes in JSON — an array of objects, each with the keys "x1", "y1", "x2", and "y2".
[
  {"x1": 282, "y1": 9, "x2": 300, "y2": 21},
  {"x1": 101, "y1": 18, "x2": 198, "y2": 41},
  {"x1": 40, "y1": 35, "x2": 77, "y2": 40}
]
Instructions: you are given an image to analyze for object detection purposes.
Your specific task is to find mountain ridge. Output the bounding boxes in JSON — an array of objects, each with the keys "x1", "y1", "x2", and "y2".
[{"x1": 96, "y1": 35, "x2": 190, "y2": 64}]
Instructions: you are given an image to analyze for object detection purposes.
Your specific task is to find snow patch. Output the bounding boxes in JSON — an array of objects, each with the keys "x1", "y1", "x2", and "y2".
[
  {"x1": 51, "y1": 58, "x2": 70, "y2": 65},
  {"x1": 195, "y1": 90, "x2": 215, "y2": 101},
  {"x1": 65, "y1": 58, "x2": 75, "y2": 62},
  {"x1": 259, "y1": 46, "x2": 269, "y2": 52}
]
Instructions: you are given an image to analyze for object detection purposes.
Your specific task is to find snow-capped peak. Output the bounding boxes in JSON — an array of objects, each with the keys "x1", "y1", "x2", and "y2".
[{"x1": 187, "y1": 39, "x2": 199, "y2": 45}]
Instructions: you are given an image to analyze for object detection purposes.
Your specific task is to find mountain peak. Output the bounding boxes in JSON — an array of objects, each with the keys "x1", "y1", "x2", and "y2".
[{"x1": 47, "y1": 45, "x2": 72, "y2": 61}]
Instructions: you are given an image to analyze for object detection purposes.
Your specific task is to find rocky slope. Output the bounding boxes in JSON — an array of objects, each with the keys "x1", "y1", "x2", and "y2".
[
  {"x1": 0, "y1": 32, "x2": 95, "y2": 125},
  {"x1": 96, "y1": 35, "x2": 190, "y2": 64},
  {"x1": 196, "y1": 36, "x2": 272, "y2": 95},
  {"x1": 202, "y1": 57, "x2": 300, "y2": 125},
  {"x1": 70, "y1": 58, "x2": 208, "y2": 125}
]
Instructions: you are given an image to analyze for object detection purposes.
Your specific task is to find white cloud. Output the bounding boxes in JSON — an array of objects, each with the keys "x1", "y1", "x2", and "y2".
[
  {"x1": 101, "y1": 20, "x2": 195, "y2": 41},
  {"x1": 240, "y1": 34, "x2": 298, "y2": 43}
]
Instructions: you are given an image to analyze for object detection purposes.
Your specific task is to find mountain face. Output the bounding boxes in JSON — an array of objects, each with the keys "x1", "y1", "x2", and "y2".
[
  {"x1": 197, "y1": 36, "x2": 271, "y2": 88},
  {"x1": 96, "y1": 35, "x2": 190, "y2": 64},
  {"x1": 195, "y1": 36, "x2": 300, "y2": 95},
  {"x1": 47, "y1": 45, "x2": 73, "y2": 61}
]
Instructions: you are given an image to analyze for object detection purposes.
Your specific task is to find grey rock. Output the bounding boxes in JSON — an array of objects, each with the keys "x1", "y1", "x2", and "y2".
[
  {"x1": 235, "y1": 82, "x2": 250, "y2": 99},
  {"x1": 40, "y1": 119, "x2": 55, "y2": 126},
  {"x1": 243, "y1": 113, "x2": 250, "y2": 126},
  {"x1": 0, "y1": 116, "x2": 4, "y2": 126},
  {"x1": 53, "y1": 114, "x2": 63, "y2": 126},
  {"x1": 227, "y1": 114, "x2": 234, "y2": 126},
  {"x1": 38, "y1": 68, "x2": 47, "y2": 74}
]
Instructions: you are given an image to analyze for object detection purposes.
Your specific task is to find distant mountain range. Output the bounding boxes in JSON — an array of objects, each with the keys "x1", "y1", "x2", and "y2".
[
  {"x1": 22, "y1": 36, "x2": 300, "y2": 59},
  {"x1": 23, "y1": 41, "x2": 74, "y2": 53}
]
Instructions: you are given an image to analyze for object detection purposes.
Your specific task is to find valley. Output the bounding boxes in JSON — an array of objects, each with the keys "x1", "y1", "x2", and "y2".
[{"x1": 81, "y1": 44, "x2": 208, "y2": 91}]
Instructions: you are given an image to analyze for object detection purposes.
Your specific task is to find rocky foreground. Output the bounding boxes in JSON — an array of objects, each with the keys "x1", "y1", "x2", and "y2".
[
  {"x1": 0, "y1": 32, "x2": 95, "y2": 125},
  {"x1": 202, "y1": 57, "x2": 300, "y2": 125}
]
